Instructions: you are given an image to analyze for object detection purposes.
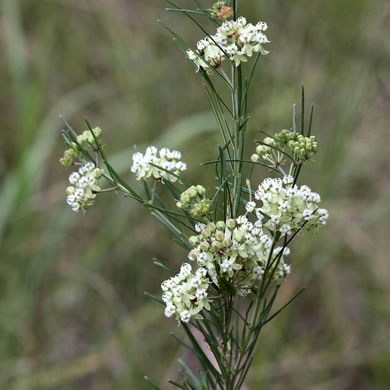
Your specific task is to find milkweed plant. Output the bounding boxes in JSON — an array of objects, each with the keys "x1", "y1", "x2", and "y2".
[{"x1": 60, "y1": 1, "x2": 328, "y2": 389}]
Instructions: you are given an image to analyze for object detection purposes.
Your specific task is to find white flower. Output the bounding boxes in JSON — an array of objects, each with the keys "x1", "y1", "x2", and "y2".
[
  {"x1": 245, "y1": 201, "x2": 256, "y2": 213},
  {"x1": 66, "y1": 163, "x2": 102, "y2": 213},
  {"x1": 254, "y1": 177, "x2": 328, "y2": 234},
  {"x1": 161, "y1": 264, "x2": 211, "y2": 323},
  {"x1": 237, "y1": 215, "x2": 248, "y2": 225},
  {"x1": 254, "y1": 266, "x2": 264, "y2": 280},
  {"x1": 195, "y1": 223, "x2": 206, "y2": 233},
  {"x1": 131, "y1": 146, "x2": 186, "y2": 183},
  {"x1": 186, "y1": 17, "x2": 270, "y2": 72},
  {"x1": 164, "y1": 304, "x2": 176, "y2": 318},
  {"x1": 180, "y1": 310, "x2": 191, "y2": 323},
  {"x1": 196, "y1": 289, "x2": 208, "y2": 299},
  {"x1": 187, "y1": 214, "x2": 291, "y2": 289},
  {"x1": 69, "y1": 172, "x2": 80, "y2": 185}
]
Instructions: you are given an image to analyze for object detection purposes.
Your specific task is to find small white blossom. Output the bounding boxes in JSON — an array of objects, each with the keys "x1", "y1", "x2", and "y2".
[
  {"x1": 245, "y1": 201, "x2": 256, "y2": 213},
  {"x1": 131, "y1": 146, "x2": 186, "y2": 183},
  {"x1": 180, "y1": 310, "x2": 191, "y2": 323},
  {"x1": 66, "y1": 163, "x2": 102, "y2": 213}
]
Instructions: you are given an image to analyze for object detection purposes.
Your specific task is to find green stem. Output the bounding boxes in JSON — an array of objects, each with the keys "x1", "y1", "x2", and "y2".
[{"x1": 231, "y1": 65, "x2": 242, "y2": 218}]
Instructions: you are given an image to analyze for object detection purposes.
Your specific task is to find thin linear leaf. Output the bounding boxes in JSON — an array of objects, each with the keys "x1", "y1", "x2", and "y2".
[{"x1": 144, "y1": 376, "x2": 161, "y2": 390}]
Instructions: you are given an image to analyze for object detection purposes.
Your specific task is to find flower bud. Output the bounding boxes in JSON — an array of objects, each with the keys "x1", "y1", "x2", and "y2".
[
  {"x1": 93, "y1": 168, "x2": 103, "y2": 178},
  {"x1": 66, "y1": 186, "x2": 75, "y2": 195},
  {"x1": 188, "y1": 249, "x2": 198, "y2": 261},
  {"x1": 223, "y1": 237, "x2": 232, "y2": 247},
  {"x1": 200, "y1": 241, "x2": 210, "y2": 251},
  {"x1": 216, "y1": 221, "x2": 225, "y2": 231},
  {"x1": 256, "y1": 145, "x2": 264, "y2": 155},
  {"x1": 196, "y1": 185, "x2": 206, "y2": 196},
  {"x1": 264, "y1": 137, "x2": 275, "y2": 146},
  {"x1": 207, "y1": 222, "x2": 216, "y2": 232},
  {"x1": 235, "y1": 231, "x2": 245, "y2": 243},
  {"x1": 188, "y1": 236, "x2": 199, "y2": 246},
  {"x1": 251, "y1": 153, "x2": 260, "y2": 162},
  {"x1": 226, "y1": 219, "x2": 236, "y2": 229},
  {"x1": 188, "y1": 187, "x2": 197, "y2": 198},
  {"x1": 211, "y1": 241, "x2": 222, "y2": 251},
  {"x1": 201, "y1": 228, "x2": 211, "y2": 239},
  {"x1": 215, "y1": 230, "x2": 225, "y2": 242}
]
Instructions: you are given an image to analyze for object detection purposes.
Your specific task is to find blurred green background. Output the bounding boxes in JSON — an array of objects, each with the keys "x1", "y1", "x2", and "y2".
[{"x1": 0, "y1": 0, "x2": 389, "y2": 389}]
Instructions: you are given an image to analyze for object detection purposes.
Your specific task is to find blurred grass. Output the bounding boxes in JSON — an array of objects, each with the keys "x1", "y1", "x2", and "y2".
[{"x1": 0, "y1": 0, "x2": 389, "y2": 389}]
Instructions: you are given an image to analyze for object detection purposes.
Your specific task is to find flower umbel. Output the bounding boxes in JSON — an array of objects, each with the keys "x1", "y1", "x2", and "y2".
[
  {"x1": 187, "y1": 216, "x2": 290, "y2": 296},
  {"x1": 176, "y1": 185, "x2": 212, "y2": 219},
  {"x1": 66, "y1": 162, "x2": 103, "y2": 213},
  {"x1": 255, "y1": 175, "x2": 329, "y2": 234},
  {"x1": 131, "y1": 146, "x2": 186, "y2": 183},
  {"x1": 186, "y1": 16, "x2": 269, "y2": 73},
  {"x1": 161, "y1": 264, "x2": 211, "y2": 323}
]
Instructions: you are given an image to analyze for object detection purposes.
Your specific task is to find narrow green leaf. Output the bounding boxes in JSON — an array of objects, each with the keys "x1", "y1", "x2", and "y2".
[
  {"x1": 307, "y1": 104, "x2": 314, "y2": 137},
  {"x1": 178, "y1": 359, "x2": 201, "y2": 388},
  {"x1": 144, "y1": 291, "x2": 164, "y2": 305},
  {"x1": 144, "y1": 376, "x2": 161, "y2": 390},
  {"x1": 301, "y1": 84, "x2": 305, "y2": 135},
  {"x1": 153, "y1": 259, "x2": 176, "y2": 275},
  {"x1": 263, "y1": 287, "x2": 306, "y2": 325}
]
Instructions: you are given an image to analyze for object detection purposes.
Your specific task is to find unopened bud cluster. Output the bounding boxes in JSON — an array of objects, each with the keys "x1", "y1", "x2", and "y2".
[
  {"x1": 255, "y1": 175, "x2": 328, "y2": 235},
  {"x1": 210, "y1": 1, "x2": 233, "y2": 20},
  {"x1": 251, "y1": 129, "x2": 318, "y2": 167},
  {"x1": 176, "y1": 185, "x2": 212, "y2": 219},
  {"x1": 161, "y1": 264, "x2": 211, "y2": 323},
  {"x1": 60, "y1": 127, "x2": 102, "y2": 167},
  {"x1": 187, "y1": 216, "x2": 290, "y2": 295},
  {"x1": 131, "y1": 146, "x2": 186, "y2": 183},
  {"x1": 66, "y1": 162, "x2": 103, "y2": 212},
  {"x1": 187, "y1": 16, "x2": 269, "y2": 73}
]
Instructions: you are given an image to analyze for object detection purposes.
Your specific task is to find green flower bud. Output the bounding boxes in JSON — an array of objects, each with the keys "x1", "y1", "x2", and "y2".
[
  {"x1": 264, "y1": 137, "x2": 275, "y2": 146},
  {"x1": 207, "y1": 222, "x2": 216, "y2": 232},
  {"x1": 188, "y1": 236, "x2": 199, "y2": 246},
  {"x1": 251, "y1": 153, "x2": 260, "y2": 162},
  {"x1": 226, "y1": 219, "x2": 236, "y2": 229},
  {"x1": 188, "y1": 187, "x2": 197, "y2": 198},
  {"x1": 196, "y1": 185, "x2": 206, "y2": 196},
  {"x1": 223, "y1": 237, "x2": 232, "y2": 247},
  {"x1": 201, "y1": 228, "x2": 211, "y2": 239},
  {"x1": 66, "y1": 186, "x2": 75, "y2": 195},
  {"x1": 235, "y1": 231, "x2": 245, "y2": 243},
  {"x1": 215, "y1": 230, "x2": 225, "y2": 242},
  {"x1": 93, "y1": 168, "x2": 103, "y2": 178},
  {"x1": 211, "y1": 241, "x2": 222, "y2": 251},
  {"x1": 256, "y1": 145, "x2": 264, "y2": 155},
  {"x1": 178, "y1": 185, "x2": 211, "y2": 219},
  {"x1": 216, "y1": 221, "x2": 225, "y2": 231},
  {"x1": 189, "y1": 249, "x2": 198, "y2": 260},
  {"x1": 60, "y1": 149, "x2": 75, "y2": 167},
  {"x1": 200, "y1": 241, "x2": 210, "y2": 251},
  {"x1": 92, "y1": 127, "x2": 102, "y2": 139}
]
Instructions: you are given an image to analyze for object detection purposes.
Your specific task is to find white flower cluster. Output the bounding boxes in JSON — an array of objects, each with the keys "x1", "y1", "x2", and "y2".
[
  {"x1": 161, "y1": 264, "x2": 211, "y2": 323},
  {"x1": 66, "y1": 162, "x2": 103, "y2": 212},
  {"x1": 255, "y1": 176, "x2": 329, "y2": 235},
  {"x1": 131, "y1": 146, "x2": 186, "y2": 183},
  {"x1": 188, "y1": 217, "x2": 290, "y2": 295},
  {"x1": 187, "y1": 17, "x2": 269, "y2": 73}
]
